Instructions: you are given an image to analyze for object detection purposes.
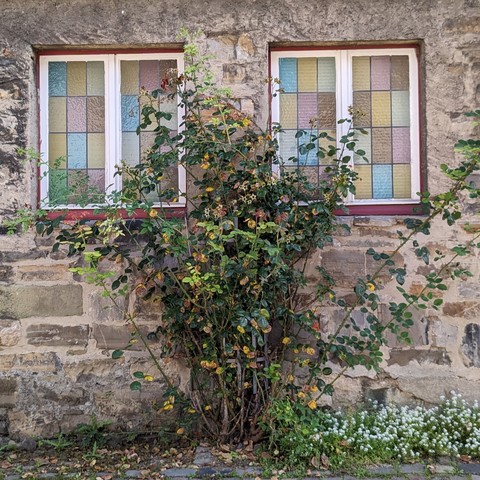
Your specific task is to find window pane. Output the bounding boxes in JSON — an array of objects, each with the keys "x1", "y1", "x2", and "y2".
[
  {"x1": 277, "y1": 56, "x2": 336, "y2": 191},
  {"x1": 352, "y1": 55, "x2": 411, "y2": 200},
  {"x1": 120, "y1": 59, "x2": 179, "y2": 203},
  {"x1": 47, "y1": 60, "x2": 106, "y2": 204}
]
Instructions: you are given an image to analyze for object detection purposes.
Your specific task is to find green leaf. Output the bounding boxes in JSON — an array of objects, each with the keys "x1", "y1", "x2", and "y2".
[
  {"x1": 130, "y1": 381, "x2": 142, "y2": 391},
  {"x1": 112, "y1": 349, "x2": 124, "y2": 359},
  {"x1": 133, "y1": 371, "x2": 145, "y2": 379}
]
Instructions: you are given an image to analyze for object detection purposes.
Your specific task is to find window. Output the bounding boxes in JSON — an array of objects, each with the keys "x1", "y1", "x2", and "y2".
[
  {"x1": 38, "y1": 51, "x2": 185, "y2": 210},
  {"x1": 270, "y1": 47, "x2": 420, "y2": 214}
]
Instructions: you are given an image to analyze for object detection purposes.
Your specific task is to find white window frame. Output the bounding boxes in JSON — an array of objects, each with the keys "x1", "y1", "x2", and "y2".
[
  {"x1": 270, "y1": 48, "x2": 420, "y2": 205},
  {"x1": 39, "y1": 52, "x2": 185, "y2": 209}
]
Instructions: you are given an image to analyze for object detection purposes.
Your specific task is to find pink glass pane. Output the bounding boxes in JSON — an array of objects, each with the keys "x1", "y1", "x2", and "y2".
[
  {"x1": 372, "y1": 128, "x2": 392, "y2": 164},
  {"x1": 371, "y1": 56, "x2": 391, "y2": 90},
  {"x1": 67, "y1": 97, "x2": 86, "y2": 132},
  {"x1": 88, "y1": 169, "x2": 105, "y2": 193},
  {"x1": 393, "y1": 127, "x2": 411, "y2": 163},
  {"x1": 139, "y1": 60, "x2": 160, "y2": 92},
  {"x1": 298, "y1": 93, "x2": 317, "y2": 129}
]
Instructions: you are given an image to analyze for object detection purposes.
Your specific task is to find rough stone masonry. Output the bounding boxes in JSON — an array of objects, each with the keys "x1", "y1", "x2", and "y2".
[{"x1": 0, "y1": 0, "x2": 479, "y2": 439}]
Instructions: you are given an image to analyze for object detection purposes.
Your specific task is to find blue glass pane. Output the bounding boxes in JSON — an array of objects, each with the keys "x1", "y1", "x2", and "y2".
[
  {"x1": 279, "y1": 58, "x2": 297, "y2": 93},
  {"x1": 48, "y1": 62, "x2": 67, "y2": 96},
  {"x1": 372, "y1": 164, "x2": 393, "y2": 199},
  {"x1": 122, "y1": 95, "x2": 140, "y2": 132},
  {"x1": 67, "y1": 133, "x2": 87, "y2": 169},
  {"x1": 298, "y1": 132, "x2": 318, "y2": 166}
]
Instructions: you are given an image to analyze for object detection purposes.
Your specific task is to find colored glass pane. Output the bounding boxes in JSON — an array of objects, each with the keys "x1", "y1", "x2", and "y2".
[
  {"x1": 391, "y1": 56, "x2": 409, "y2": 90},
  {"x1": 160, "y1": 97, "x2": 178, "y2": 130},
  {"x1": 317, "y1": 58, "x2": 336, "y2": 93},
  {"x1": 279, "y1": 94, "x2": 297, "y2": 129},
  {"x1": 87, "y1": 169, "x2": 105, "y2": 193},
  {"x1": 298, "y1": 58, "x2": 317, "y2": 92},
  {"x1": 371, "y1": 91, "x2": 391, "y2": 127},
  {"x1": 121, "y1": 132, "x2": 140, "y2": 166},
  {"x1": 352, "y1": 57, "x2": 370, "y2": 91},
  {"x1": 49, "y1": 97, "x2": 67, "y2": 132},
  {"x1": 298, "y1": 93, "x2": 317, "y2": 129},
  {"x1": 48, "y1": 62, "x2": 66, "y2": 96},
  {"x1": 67, "y1": 62, "x2": 87, "y2": 96},
  {"x1": 371, "y1": 56, "x2": 391, "y2": 90},
  {"x1": 354, "y1": 165, "x2": 372, "y2": 199},
  {"x1": 87, "y1": 133, "x2": 105, "y2": 168},
  {"x1": 87, "y1": 97, "x2": 105, "y2": 133},
  {"x1": 67, "y1": 133, "x2": 87, "y2": 169},
  {"x1": 48, "y1": 134, "x2": 67, "y2": 168},
  {"x1": 298, "y1": 131, "x2": 317, "y2": 166},
  {"x1": 352, "y1": 91, "x2": 371, "y2": 127},
  {"x1": 393, "y1": 164, "x2": 411, "y2": 198},
  {"x1": 87, "y1": 62, "x2": 105, "y2": 96},
  {"x1": 353, "y1": 128, "x2": 371, "y2": 164},
  {"x1": 139, "y1": 60, "x2": 160, "y2": 91},
  {"x1": 372, "y1": 128, "x2": 392, "y2": 164},
  {"x1": 372, "y1": 164, "x2": 393, "y2": 198},
  {"x1": 392, "y1": 91, "x2": 410, "y2": 126},
  {"x1": 121, "y1": 95, "x2": 139, "y2": 132},
  {"x1": 121, "y1": 61, "x2": 139, "y2": 95},
  {"x1": 392, "y1": 127, "x2": 411, "y2": 163},
  {"x1": 279, "y1": 130, "x2": 298, "y2": 164},
  {"x1": 67, "y1": 97, "x2": 87, "y2": 132},
  {"x1": 318, "y1": 130, "x2": 336, "y2": 164},
  {"x1": 279, "y1": 58, "x2": 297, "y2": 92},
  {"x1": 49, "y1": 169, "x2": 68, "y2": 204},
  {"x1": 318, "y1": 92, "x2": 336, "y2": 129}
]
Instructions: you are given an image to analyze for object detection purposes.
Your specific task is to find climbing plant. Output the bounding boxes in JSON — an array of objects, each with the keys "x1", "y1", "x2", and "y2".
[{"x1": 32, "y1": 31, "x2": 480, "y2": 444}]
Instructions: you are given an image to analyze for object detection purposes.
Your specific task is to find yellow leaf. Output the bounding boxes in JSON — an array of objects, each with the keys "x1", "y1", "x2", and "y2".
[
  {"x1": 205, "y1": 187, "x2": 214, "y2": 192},
  {"x1": 282, "y1": 337, "x2": 291, "y2": 345},
  {"x1": 308, "y1": 400, "x2": 317, "y2": 410},
  {"x1": 237, "y1": 325, "x2": 245, "y2": 334},
  {"x1": 176, "y1": 428, "x2": 185, "y2": 435},
  {"x1": 144, "y1": 375, "x2": 154, "y2": 382}
]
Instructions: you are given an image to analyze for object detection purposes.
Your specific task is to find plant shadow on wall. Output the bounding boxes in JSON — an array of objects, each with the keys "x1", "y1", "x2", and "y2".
[{"x1": 27, "y1": 30, "x2": 480, "y2": 447}]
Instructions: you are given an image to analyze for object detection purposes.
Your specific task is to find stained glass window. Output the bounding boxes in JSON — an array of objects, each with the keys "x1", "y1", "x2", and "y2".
[
  {"x1": 278, "y1": 56, "x2": 337, "y2": 189},
  {"x1": 40, "y1": 53, "x2": 184, "y2": 208},
  {"x1": 272, "y1": 48, "x2": 419, "y2": 206}
]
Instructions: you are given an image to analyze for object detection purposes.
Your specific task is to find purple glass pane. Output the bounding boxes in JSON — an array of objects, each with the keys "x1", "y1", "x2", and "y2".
[
  {"x1": 371, "y1": 56, "x2": 391, "y2": 91},
  {"x1": 372, "y1": 128, "x2": 392, "y2": 164},
  {"x1": 298, "y1": 93, "x2": 318, "y2": 129},
  {"x1": 139, "y1": 60, "x2": 160, "y2": 92},
  {"x1": 318, "y1": 93, "x2": 336, "y2": 129},
  {"x1": 393, "y1": 127, "x2": 411, "y2": 164},
  {"x1": 88, "y1": 169, "x2": 105, "y2": 193},
  {"x1": 67, "y1": 97, "x2": 86, "y2": 132}
]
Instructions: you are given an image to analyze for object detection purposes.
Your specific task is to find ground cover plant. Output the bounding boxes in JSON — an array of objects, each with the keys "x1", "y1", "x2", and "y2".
[{"x1": 7, "y1": 29, "x2": 480, "y2": 454}]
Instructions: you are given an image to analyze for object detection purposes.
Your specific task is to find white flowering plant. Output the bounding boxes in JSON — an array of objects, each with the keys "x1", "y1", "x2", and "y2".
[{"x1": 265, "y1": 392, "x2": 480, "y2": 471}]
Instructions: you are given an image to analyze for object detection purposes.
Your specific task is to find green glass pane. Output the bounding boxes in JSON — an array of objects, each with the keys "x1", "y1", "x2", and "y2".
[
  {"x1": 87, "y1": 62, "x2": 105, "y2": 96},
  {"x1": 317, "y1": 58, "x2": 336, "y2": 93},
  {"x1": 121, "y1": 61, "x2": 139, "y2": 95},
  {"x1": 67, "y1": 62, "x2": 87, "y2": 96},
  {"x1": 49, "y1": 169, "x2": 68, "y2": 204}
]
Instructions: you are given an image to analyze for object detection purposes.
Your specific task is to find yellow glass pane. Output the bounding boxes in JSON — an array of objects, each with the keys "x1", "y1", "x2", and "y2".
[
  {"x1": 352, "y1": 57, "x2": 370, "y2": 91},
  {"x1": 48, "y1": 97, "x2": 66, "y2": 132},
  {"x1": 372, "y1": 92, "x2": 391, "y2": 127},
  {"x1": 393, "y1": 164, "x2": 411, "y2": 198},
  {"x1": 67, "y1": 62, "x2": 87, "y2": 96},
  {"x1": 121, "y1": 61, "x2": 139, "y2": 95},
  {"x1": 48, "y1": 134, "x2": 66, "y2": 167},
  {"x1": 354, "y1": 165, "x2": 372, "y2": 199},
  {"x1": 87, "y1": 133, "x2": 105, "y2": 168},
  {"x1": 318, "y1": 129, "x2": 336, "y2": 164},
  {"x1": 298, "y1": 58, "x2": 317, "y2": 92},
  {"x1": 280, "y1": 94, "x2": 297, "y2": 129},
  {"x1": 87, "y1": 62, "x2": 104, "y2": 96}
]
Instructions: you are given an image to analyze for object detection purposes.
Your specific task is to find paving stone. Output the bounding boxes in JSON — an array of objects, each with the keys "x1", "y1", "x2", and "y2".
[
  {"x1": 399, "y1": 463, "x2": 427, "y2": 473},
  {"x1": 193, "y1": 445, "x2": 217, "y2": 466},
  {"x1": 162, "y1": 468, "x2": 198, "y2": 477},
  {"x1": 458, "y1": 463, "x2": 480, "y2": 474},
  {"x1": 124, "y1": 470, "x2": 142, "y2": 478}
]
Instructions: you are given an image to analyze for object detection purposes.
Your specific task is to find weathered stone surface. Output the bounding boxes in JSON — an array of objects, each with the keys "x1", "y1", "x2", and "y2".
[
  {"x1": 461, "y1": 323, "x2": 480, "y2": 367},
  {"x1": 0, "y1": 319, "x2": 21, "y2": 346},
  {"x1": 93, "y1": 323, "x2": 135, "y2": 350},
  {"x1": 0, "y1": 265, "x2": 13, "y2": 283},
  {"x1": 16, "y1": 264, "x2": 71, "y2": 282},
  {"x1": 0, "y1": 285, "x2": 83, "y2": 319},
  {"x1": 428, "y1": 317, "x2": 458, "y2": 348},
  {"x1": 0, "y1": 378, "x2": 17, "y2": 407},
  {"x1": 443, "y1": 301, "x2": 480, "y2": 319},
  {"x1": 387, "y1": 348, "x2": 451, "y2": 367},
  {"x1": 7, "y1": 352, "x2": 60, "y2": 373},
  {"x1": 26, "y1": 323, "x2": 89, "y2": 347}
]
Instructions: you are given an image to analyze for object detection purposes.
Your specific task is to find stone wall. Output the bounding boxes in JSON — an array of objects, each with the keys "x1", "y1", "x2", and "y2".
[{"x1": 0, "y1": 0, "x2": 479, "y2": 439}]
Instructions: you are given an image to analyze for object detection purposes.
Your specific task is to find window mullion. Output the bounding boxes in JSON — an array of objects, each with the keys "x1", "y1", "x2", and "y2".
[{"x1": 104, "y1": 55, "x2": 117, "y2": 196}]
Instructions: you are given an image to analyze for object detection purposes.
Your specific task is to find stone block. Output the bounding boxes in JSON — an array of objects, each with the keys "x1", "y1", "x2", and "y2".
[
  {"x1": 443, "y1": 301, "x2": 480, "y2": 319},
  {"x1": 0, "y1": 319, "x2": 21, "y2": 346},
  {"x1": 459, "y1": 282, "x2": 480, "y2": 299},
  {"x1": 0, "y1": 378, "x2": 17, "y2": 407},
  {"x1": 0, "y1": 284, "x2": 83, "y2": 319},
  {"x1": 8, "y1": 352, "x2": 60, "y2": 373},
  {"x1": 0, "y1": 265, "x2": 13, "y2": 283},
  {"x1": 93, "y1": 323, "x2": 152, "y2": 350},
  {"x1": 26, "y1": 324, "x2": 89, "y2": 347},
  {"x1": 64, "y1": 358, "x2": 119, "y2": 381},
  {"x1": 16, "y1": 264, "x2": 71, "y2": 282},
  {"x1": 223, "y1": 63, "x2": 247, "y2": 83},
  {"x1": 321, "y1": 249, "x2": 365, "y2": 286},
  {"x1": 461, "y1": 323, "x2": 480, "y2": 367},
  {"x1": 427, "y1": 317, "x2": 458, "y2": 348},
  {"x1": 387, "y1": 348, "x2": 451, "y2": 367},
  {"x1": 353, "y1": 216, "x2": 397, "y2": 227}
]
